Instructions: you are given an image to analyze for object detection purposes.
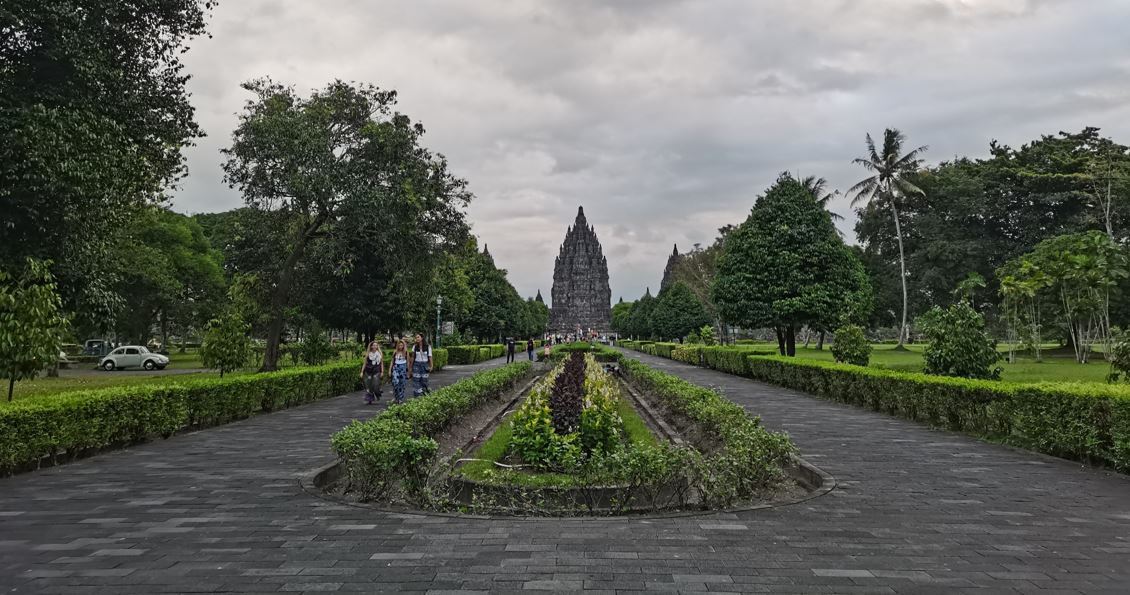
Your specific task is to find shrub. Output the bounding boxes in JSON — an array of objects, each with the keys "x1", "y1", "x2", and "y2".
[
  {"x1": 1, "y1": 362, "x2": 360, "y2": 473},
  {"x1": 332, "y1": 362, "x2": 531, "y2": 499},
  {"x1": 296, "y1": 327, "x2": 337, "y2": 366},
  {"x1": 447, "y1": 345, "x2": 481, "y2": 365},
  {"x1": 918, "y1": 303, "x2": 1002, "y2": 379},
  {"x1": 830, "y1": 324, "x2": 871, "y2": 366},
  {"x1": 200, "y1": 311, "x2": 253, "y2": 378},
  {"x1": 743, "y1": 355, "x2": 1130, "y2": 472}
]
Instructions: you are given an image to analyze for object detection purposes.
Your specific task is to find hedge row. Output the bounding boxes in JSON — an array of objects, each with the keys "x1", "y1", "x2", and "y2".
[
  {"x1": 331, "y1": 362, "x2": 533, "y2": 498},
  {"x1": 745, "y1": 356, "x2": 1130, "y2": 473},
  {"x1": 0, "y1": 362, "x2": 361, "y2": 473},
  {"x1": 621, "y1": 342, "x2": 775, "y2": 376},
  {"x1": 622, "y1": 339, "x2": 1130, "y2": 472},
  {"x1": 446, "y1": 342, "x2": 545, "y2": 365}
]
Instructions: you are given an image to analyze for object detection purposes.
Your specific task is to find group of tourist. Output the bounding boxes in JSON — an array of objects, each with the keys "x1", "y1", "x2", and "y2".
[
  {"x1": 358, "y1": 334, "x2": 434, "y2": 406},
  {"x1": 504, "y1": 338, "x2": 537, "y2": 363}
]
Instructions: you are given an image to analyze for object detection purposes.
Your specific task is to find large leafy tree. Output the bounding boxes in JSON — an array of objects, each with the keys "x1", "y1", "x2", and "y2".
[
  {"x1": 0, "y1": 1, "x2": 214, "y2": 332},
  {"x1": 223, "y1": 79, "x2": 471, "y2": 370},
  {"x1": 112, "y1": 208, "x2": 225, "y2": 346},
  {"x1": 461, "y1": 246, "x2": 525, "y2": 342},
  {"x1": 610, "y1": 299, "x2": 634, "y2": 337},
  {"x1": 714, "y1": 173, "x2": 872, "y2": 356},
  {"x1": 626, "y1": 289, "x2": 656, "y2": 340},
  {"x1": 651, "y1": 282, "x2": 711, "y2": 341},
  {"x1": 850, "y1": 129, "x2": 927, "y2": 349}
]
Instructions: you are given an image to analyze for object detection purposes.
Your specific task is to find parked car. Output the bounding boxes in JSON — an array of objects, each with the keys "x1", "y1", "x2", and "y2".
[
  {"x1": 98, "y1": 346, "x2": 169, "y2": 371},
  {"x1": 82, "y1": 338, "x2": 112, "y2": 357}
]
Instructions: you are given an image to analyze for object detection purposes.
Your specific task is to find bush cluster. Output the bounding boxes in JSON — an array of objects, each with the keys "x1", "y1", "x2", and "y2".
[
  {"x1": 1, "y1": 362, "x2": 360, "y2": 473},
  {"x1": 331, "y1": 362, "x2": 532, "y2": 499},
  {"x1": 830, "y1": 324, "x2": 871, "y2": 366}
]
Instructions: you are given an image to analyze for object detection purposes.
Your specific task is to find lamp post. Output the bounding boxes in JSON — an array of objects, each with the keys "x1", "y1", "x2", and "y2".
[{"x1": 435, "y1": 295, "x2": 444, "y2": 347}]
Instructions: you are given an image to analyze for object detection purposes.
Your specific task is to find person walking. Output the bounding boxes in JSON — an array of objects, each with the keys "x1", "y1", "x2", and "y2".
[
  {"x1": 410, "y1": 334, "x2": 433, "y2": 397},
  {"x1": 526, "y1": 338, "x2": 534, "y2": 361},
  {"x1": 390, "y1": 339, "x2": 410, "y2": 405},
  {"x1": 506, "y1": 337, "x2": 516, "y2": 363},
  {"x1": 359, "y1": 341, "x2": 384, "y2": 405}
]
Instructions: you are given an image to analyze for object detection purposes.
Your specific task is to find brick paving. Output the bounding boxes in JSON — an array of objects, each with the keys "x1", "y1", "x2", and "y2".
[{"x1": 2, "y1": 351, "x2": 1129, "y2": 594}]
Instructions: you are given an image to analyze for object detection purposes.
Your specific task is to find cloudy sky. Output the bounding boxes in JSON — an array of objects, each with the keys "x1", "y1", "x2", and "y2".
[{"x1": 171, "y1": 0, "x2": 1130, "y2": 304}]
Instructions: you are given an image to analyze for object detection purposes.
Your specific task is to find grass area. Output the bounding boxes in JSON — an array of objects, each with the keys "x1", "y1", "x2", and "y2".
[
  {"x1": 788, "y1": 344, "x2": 1113, "y2": 384},
  {"x1": 458, "y1": 392, "x2": 661, "y2": 487}
]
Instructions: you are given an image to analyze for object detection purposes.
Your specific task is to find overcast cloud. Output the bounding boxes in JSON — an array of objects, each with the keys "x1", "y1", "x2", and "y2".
[{"x1": 171, "y1": 0, "x2": 1130, "y2": 305}]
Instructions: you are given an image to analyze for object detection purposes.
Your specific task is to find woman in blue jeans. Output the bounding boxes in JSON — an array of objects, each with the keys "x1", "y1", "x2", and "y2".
[
  {"x1": 390, "y1": 340, "x2": 410, "y2": 404},
  {"x1": 410, "y1": 333, "x2": 433, "y2": 396}
]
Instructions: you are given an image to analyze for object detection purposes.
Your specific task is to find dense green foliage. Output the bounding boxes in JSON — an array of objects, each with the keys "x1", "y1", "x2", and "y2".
[
  {"x1": 199, "y1": 312, "x2": 253, "y2": 378},
  {"x1": 1, "y1": 0, "x2": 215, "y2": 333},
  {"x1": 0, "y1": 360, "x2": 359, "y2": 473},
  {"x1": 223, "y1": 79, "x2": 472, "y2": 369},
  {"x1": 714, "y1": 173, "x2": 871, "y2": 355},
  {"x1": 111, "y1": 208, "x2": 225, "y2": 346},
  {"x1": 0, "y1": 260, "x2": 66, "y2": 401},
  {"x1": 830, "y1": 325, "x2": 871, "y2": 366},
  {"x1": 331, "y1": 363, "x2": 532, "y2": 499},
  {"x1": 651, "y1": 282, "x2": 711, "y2": 341},
  {"x1": 918, "y1": 303, "x2": 1002, "y2": 379}
]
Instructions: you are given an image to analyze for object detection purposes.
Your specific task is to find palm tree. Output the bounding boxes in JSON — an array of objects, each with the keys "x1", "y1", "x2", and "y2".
[
  {"x1": 849, "y1": 128, "x2": 927, "y2": 349},
  {"x1": 799, "y1": 174, "x2": 845, "y2": 240}
]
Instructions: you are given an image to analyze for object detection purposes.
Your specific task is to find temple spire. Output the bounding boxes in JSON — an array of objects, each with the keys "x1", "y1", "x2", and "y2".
[{"x1": 551, "y1": 206, "x2": 611, "y2": 333}]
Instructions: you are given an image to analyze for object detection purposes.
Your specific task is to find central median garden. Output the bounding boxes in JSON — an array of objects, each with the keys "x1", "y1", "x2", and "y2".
[{"x1": 327, "y1": 344, "x2": 809, "y2": 515}]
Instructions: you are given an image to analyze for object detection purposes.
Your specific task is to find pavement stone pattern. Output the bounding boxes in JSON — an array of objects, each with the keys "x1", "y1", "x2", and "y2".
[{"x1": 0, "y1": 351, "x2": 1128, "y2": 594}]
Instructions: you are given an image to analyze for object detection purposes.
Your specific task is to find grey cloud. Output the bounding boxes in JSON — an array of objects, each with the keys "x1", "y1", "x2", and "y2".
[{"x1": 171, "y1": 0, "x2": 1130, "y2": 303}]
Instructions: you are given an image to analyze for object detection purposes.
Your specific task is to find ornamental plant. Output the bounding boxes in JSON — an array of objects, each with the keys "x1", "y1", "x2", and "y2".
[
  {"x1": 0, "y1": 259, "x2": 66, "y2": 401},
  {"x1": 200, "y1": 311, "x2": 253, "y2": 378},
  {"x1": 830, "y1": 324, "x2": 871, "y2": 366},
  {"x1": 917, "y1": 302, "x2": 1002, "y2": 380}
]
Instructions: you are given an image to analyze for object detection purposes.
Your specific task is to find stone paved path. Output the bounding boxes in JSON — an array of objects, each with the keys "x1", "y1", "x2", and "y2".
[{"x1": 2, "y1": 351, "x2": 1129, "y2": 594}]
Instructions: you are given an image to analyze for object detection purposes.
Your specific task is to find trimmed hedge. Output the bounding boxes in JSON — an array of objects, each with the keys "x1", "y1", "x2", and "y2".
[
  {"x1": 332, "y1": 362, "x2": 533, "y2": 498},
  {"x1": 0, "y1": 362, "x2": 360, "y2": 473},
  {"x1": 622, "y1": 342, "x2": 775, "y2": 376},
  {"x1": 744, "y1": 356, "x2": 1130, "y2": 473}
]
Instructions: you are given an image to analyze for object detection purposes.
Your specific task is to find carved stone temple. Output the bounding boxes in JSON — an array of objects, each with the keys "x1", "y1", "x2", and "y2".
[{"x1": 550, "y1": 206, "x2": 612, "y2": 334}]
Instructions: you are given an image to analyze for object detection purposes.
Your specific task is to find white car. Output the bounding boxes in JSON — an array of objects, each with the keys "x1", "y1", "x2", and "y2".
[{"x1": 99, "y1": 346, "x2": 169, "y2": 371}]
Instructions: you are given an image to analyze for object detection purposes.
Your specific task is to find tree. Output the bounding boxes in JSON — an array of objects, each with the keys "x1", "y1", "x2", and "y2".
[
  {"x1": 918, "y1": 302, "x2": 1002, "y2": 379},
  {"x1": 461, "y1": 245, "x2": 525, "y2": 342},
  {"x1": 611, "y1": 299, "x2": 634, "y2": 337},
  {"x1": 0, "y1": 259, "x2": 66, "y2": 401},
  {"x1": 651, "y1": 282, "x2": 711, "y2": 341},
  {"x1": 1, "y1": 1, "x2": 214, "y2": 332},
  {"x1": 627, "y1": 289, "x2": 657, "y2": 340},
  {"x1": 223, "y1": 79, "x2": 471, "y2": 370},
  {"x1": 850, "y1": 128, "x2": 928, "y2": 349},
  {"x1": 200, "y1": 311, "x2": 253, "y2": 379},
  {"x1": 524, "y1": 297, "x2": 550, "y2": 338},
  {"x1": 997, "y1": 231, "x2": 1128, "y2": 363},
  {"x1": 714, "y1": 173, "x2": 872, "y2": 356},
  {"x1": 112, "y1": 208, "x2": 225, "y2": 346},
  {"x1": 953, "y1": 272, "x2": 987, "y2": 309}
]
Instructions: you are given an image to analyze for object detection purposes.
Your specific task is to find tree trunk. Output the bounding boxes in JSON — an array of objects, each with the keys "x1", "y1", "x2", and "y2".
[
  {"x1": 8, "y1": 378, "x2": 14, "y2": 402},
  {"x1": 160, "y1": 310, "x2": 169, "y2": 354},
  {"x1": 775, "y1": 327, "x2": 785, "y2": 356},
  {"x1": 261, "y1": 216, "x2": 324, "y2": 372},
  {"x1": 785, "y1": 325, "x2": 796, "y2": 357},
  {"x1": 817, "y1": 330, "x2": 826, "y2": 350},
  {"x1": 802, "y1": 326, "x2": 811, "y2": 348},
  {"x1": 891, "y1": 203, "x2": 910, "y2": 350}
]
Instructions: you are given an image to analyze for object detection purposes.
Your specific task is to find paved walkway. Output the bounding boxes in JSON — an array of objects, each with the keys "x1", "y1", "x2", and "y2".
[{"x1": 1, "y1": 352, "x2": 1128, "y2": 594}]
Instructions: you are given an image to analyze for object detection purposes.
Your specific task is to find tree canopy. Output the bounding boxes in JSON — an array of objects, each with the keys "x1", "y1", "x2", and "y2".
[{"x1": 714, "y1": 173, "x2": 872, "y2": 355}]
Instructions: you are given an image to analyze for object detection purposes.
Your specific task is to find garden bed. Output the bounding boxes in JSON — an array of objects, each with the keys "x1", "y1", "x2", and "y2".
[{"x1": 324, "y1": 351, "x2": 822, "y2": 516}]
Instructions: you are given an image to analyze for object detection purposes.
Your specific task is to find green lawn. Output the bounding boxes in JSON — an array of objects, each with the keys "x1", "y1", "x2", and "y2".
[{"x1": 790, "y1": 344, "x2": 1112, "y2": 384}]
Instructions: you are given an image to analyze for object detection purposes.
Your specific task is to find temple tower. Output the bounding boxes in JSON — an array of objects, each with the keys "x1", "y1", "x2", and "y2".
[{"x1": 550, "y1": 207, "x2": 612, "y2": 334}]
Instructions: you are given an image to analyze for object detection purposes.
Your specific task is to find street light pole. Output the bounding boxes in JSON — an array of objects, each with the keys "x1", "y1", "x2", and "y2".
[{"x1": 435, "y1": 295, "x2": 443, "y2": 347}]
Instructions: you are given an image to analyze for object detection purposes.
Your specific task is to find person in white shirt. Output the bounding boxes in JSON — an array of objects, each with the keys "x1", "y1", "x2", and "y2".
[
  {"x1": 358, "y1": 341, "x2": 383, "y2": 405},
  {"x1": 410, "y1": 333, "x2": 433, "y2": 396}
]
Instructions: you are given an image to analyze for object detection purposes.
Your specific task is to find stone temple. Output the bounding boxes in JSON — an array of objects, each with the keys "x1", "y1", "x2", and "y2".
[{"x1": 550, "y1": 206, "x2": 612, "y2": 334}]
